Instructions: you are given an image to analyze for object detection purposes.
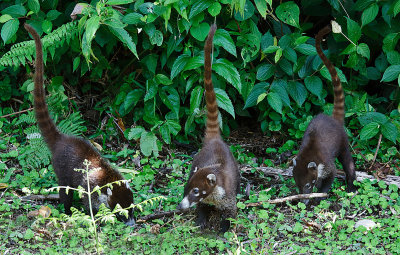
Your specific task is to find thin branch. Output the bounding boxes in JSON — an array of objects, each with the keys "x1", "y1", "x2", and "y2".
[
  {"x1": 246, "y1": 193, "x2": 329, "y2": 207},
  {"x1": 20, "y1": 194, "x2": 60, "y2": 201},
  {"x1": 0, "y1": 107, "x2": 33, "y2": 118},
  {"x1": 137, "y1": 209, "x2": 190, "y2": 223},
  {"x1": 370, "y1": 134, "x2": 382, "y2": 169}
]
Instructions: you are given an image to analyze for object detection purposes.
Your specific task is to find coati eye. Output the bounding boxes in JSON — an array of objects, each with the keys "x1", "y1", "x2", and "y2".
[
  {"x1": 193, "y1": 188, "x2": 199, "y2": 194},
  {"x1": 304, "y1": 183, "x2": 311, "y2": 189}
]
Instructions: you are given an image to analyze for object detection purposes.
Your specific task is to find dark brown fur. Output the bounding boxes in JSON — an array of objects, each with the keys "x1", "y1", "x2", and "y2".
[
  {"x1": 292, "y1": 25, "x2": 356, "y2": 198},
  {"x1": 24, "y1": 24, "x2": 135, "y2": 225},
  {"x1": 177, "y1": 24, "x2": 240, "y2": 232}
]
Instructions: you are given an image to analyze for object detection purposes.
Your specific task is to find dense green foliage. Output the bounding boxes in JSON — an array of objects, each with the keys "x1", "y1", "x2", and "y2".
[{"x1": 1, "y1": 0, "x2": 400, "y2": 254}]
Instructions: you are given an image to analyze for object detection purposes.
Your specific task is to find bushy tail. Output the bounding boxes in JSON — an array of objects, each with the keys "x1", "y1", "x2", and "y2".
[
  {"x1": 204, "y1": 24, "x2": 219, "y2": 140},
  {"x1": 24, "y1": 24, "x2": 60, "y2": 149},
  {"x1": 316, "y1": 25, "x2": 345, "y2": 124}
]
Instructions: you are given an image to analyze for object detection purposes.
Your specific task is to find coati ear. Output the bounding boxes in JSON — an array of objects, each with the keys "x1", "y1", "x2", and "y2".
[
  {"x1": 107, "y1": 187, "x2": 112, "y2": 196},
  {"x1": 125, "y1": 181, "x2": 130, "y2": 189},
  {"x1": 292, "y1": 157, "x2": 297, "y2": 166},
  {"x1": 307, "y1": 162, "x2": 317, "y2": 170},
  {"x1": 206, "y1": 174, "x2": 216, "y2": 185}
]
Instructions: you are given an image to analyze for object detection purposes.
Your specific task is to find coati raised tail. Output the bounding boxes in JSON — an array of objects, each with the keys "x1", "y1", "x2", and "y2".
[
  {"x1": 292, "y1": 24, "x2": 357, "y2": 198},
  {"x1": 24, "y1": 24, "x2": 135, "y2": 225},
  {"x1": 177, "y1": 24, "x2": 240, "y2": 233}
]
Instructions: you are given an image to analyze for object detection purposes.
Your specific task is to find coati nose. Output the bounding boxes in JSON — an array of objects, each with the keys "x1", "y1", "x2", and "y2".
[{"x1": 124, "y1": 217, "x2": 136, "y2": 226}]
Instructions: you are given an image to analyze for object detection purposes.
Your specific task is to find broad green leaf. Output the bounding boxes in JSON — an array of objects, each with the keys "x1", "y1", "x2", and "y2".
[
  {"x1": 144, "y1": 80, "x2": 158, "y2": 102},
  {"x1": 42, "y1": 20, "x2": 52, "y2": 34},
  {"x1": 381, "y1": 122, "x2": 398, "y2": 143},
  {"x1": 214, "y1": 29, "x2": 237, "y2": 57},
  {"x1": 183, "y1": 56, "x2": 203, "y2": 71},
  {"x1": 357, "y1": 43, "x2": 370, "y2": 60},
  {"x1": 271, "y1": 79, "x2": 290, "y2": 107},
  {"x1": 170, "y1": 54, "x2": 191, "y2": 79},
  {"x1": 1, "y1": 5, "x2": 27, "y2": 18},
  {"x1": 381, "y1": 65, "x2": 400, "y2": 82},
  {"x1": 85, "y1": 16, "x2": 100, "y2": 48},
  {"x1": 234, "y1": 1, "x2": 255, "y2": 21},
  {"x1": 283, "y1": 47, "x2": 297, "y2": 63},
  {"x1": 28, "y1": 0, "x2": 40, "y2": 14},
  {"x1": 190, "y1": 86, "x2": 204, "y2": 113},
  {"x1": 275, "y1": 48, "x2": 283, "y2": 63},
  {"x1": 354, "y1": 0, "x2": 375, "y2": 11},
  {"x1": 189, "y1": 0, "x2": 213, "y2": 19},
  {"x1": 320, "y1": 66, "x2": 348, "y2": 83},
  {"x1": 254, "y1": 0, "x2": 267, "y2": 18},
  {"x1": 267, "y1": 92, "x2": 282, "y2": 114},
  {"x1": 213, "y1": 59, "x2": 241, "y2": 92},
  {"x1": 347, "y1": 18, "x2": 361, "y2": 43},
  {"x1": 123, "y1": 13, "x2": 143, "y2": 25},
  {"x1": 287, "y1": 81, "x2": 307, "y2": 107},
  {"x1": 361, "y1": 3, "x2": 379, "y2": 27},
  {"x1": 279, "y1": 58, "x2": 292, "y2": 75},
  {"x1": 107, "y1": 0, "x2": 135, "y2": 5},
  {"x1": 1, "y1": 19, "x2": 19, "y2": 44},
  {"x1": 261, "y1": 32, "x2": 274, "y2": 52},
  {"x1": 159, "y1": 87, "x2": 180, "y2": 117},
  {"x1": 47, "y1": 10, "x2": 61, "y2": 21},
  {"x1": 387, "y1": 51, "x2": 400, "y2": 65},
  {"x1": 359, "y1": 122, "x2": 379, "y2": 140},
  {"x1": 73, "y1": 57, "x2": 80, "y2": 72},
  {"x1": 276, "y1": 1, "x2": 300, "y2": 28},
  {"x1": 358, "y1": 112, "x2": 388, "y2": 126},
  {"x1": 395, "y1": 0, "x2": 400, "y2": 17},
  {"x1": 215, "y1": 88, "x2": 235, "y2": 118},
  {"x1": 295, "y1": 44, "x2": 317, "y2": 55},
  {"x1": 257, "y1": 93, "x2": 267, "y2": 104},
  {"x1": 124, "y1": 89, "x2": 144, "y2": 111},
  {"x1": 155, "y1": 74, "x2": 172, "y2": 85},
  {"x1": 140, "y1": 131, "x2": 158, "y2": 157},
  {"x1": 190, "y1": 23, "x2": 210, "y2": 41},
  {"x1": 208, "y1": 2, "x2": 221, "y2": 16},
  {"x1": 0, "y1": 15, "x2": 12, "y2": 23},
  {"x1": 159, "y1": 124, "x2": 170, "y2": 144},
  {"x1": 108, "y1": 27, "x2": 138, "y2": 58},
  {"x1": 304, "y1": 76, "x2": 323, "y2": 99},
  {"x1": 244, "y1": 82, "x2": 268, "y2": 109},
  {"x1": 127, "y1": 126, "x2": 145, "y2": 140},
  {"x1": 366, "y1": 67, "x2": 381, "y2": 80},
  {"x1": 256, "y1": 64, "x2": 274, "y2": 81}
]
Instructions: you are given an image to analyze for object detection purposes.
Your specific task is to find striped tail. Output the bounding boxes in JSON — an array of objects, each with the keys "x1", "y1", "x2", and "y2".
[
  {"x1": 24, "y1": 24, "x2": 60, "y2": 149},
  {"x1": 316, "y1": 25, "x2": 345, "y2": 124},
  {"x1": 204, "y1": 24, "x2": 219, "y2": 140}
]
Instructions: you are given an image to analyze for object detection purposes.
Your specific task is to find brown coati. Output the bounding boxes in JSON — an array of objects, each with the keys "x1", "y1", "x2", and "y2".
[
  {"x1": 177, "y1": 24, "x2": 240, "y2": 233},
  {"x1": 292, "y1": 24, "x2": 357, "y2": 199},
  {"x1": 24, "y1": 24, "x2": 135, "y2": 225}
]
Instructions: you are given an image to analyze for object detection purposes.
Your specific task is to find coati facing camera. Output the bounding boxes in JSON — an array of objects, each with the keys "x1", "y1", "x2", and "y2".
[
  {"x1": 292, "y1": 24, "x2": 357, "y2": 198},
  {"x1": 24, "y1": 24, "x2": 135, "y2": 225},
  {"x1": 177, "y1": 24, "x2": 240, "y2": 233}
]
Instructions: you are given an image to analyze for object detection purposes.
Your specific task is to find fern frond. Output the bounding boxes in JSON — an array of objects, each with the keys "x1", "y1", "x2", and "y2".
[{"x1": 0, "y1": 21, "x2": 79, "y2": 67}]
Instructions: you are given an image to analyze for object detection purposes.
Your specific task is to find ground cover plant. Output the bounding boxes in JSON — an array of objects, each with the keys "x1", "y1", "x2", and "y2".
[{"x1": 0, "y1": 0, "x2": 400, "y2": 254}]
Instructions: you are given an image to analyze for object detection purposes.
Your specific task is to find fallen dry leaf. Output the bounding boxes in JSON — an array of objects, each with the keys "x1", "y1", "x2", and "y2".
[
  {"x1": 0, "y1": 183, "x2": 8, "y2": 189},
  {"x1": 28, "y1": 206, "x2": 52, "y2": 218}
]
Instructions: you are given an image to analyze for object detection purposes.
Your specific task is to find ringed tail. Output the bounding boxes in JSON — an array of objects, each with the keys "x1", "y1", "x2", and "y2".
[
  {"x1": 316, "y1": 25, "x2": 345, "y2": 124},
  {"x1": 24, "y1": 24, "x2": 60, "y2": 149},
  {"x1": 204, "y1": 24, "x2": 219, "y2": 140}
]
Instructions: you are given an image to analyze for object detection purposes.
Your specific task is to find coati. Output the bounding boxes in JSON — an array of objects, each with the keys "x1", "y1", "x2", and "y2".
[
  {"x1": 292, "y1": 24, "x2": 357, "y2": 199},
  {"x1": 24, "y1": 24, "x2": 135, "y2": 225},
  {"x1": 177, "y1": 24, "x2": 240, "y2": 233}
]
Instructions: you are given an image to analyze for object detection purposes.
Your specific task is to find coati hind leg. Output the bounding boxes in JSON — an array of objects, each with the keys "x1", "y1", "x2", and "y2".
[
  {"x1": 338, "y1": 145, "x2": 357, "y2": 192},
  {"x1": 196, "y1": 203, "x2": 214, "y2": 229}
]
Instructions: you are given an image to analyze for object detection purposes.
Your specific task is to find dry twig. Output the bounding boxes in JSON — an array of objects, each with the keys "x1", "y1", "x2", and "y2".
[{"x1": 246, "y1": 193, "x2": 328, "y2": 207}]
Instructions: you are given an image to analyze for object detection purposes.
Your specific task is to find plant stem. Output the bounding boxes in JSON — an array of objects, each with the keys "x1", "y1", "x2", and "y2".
[{"x1": 86, "y1": 166, "x2": 100, "y2": 255}]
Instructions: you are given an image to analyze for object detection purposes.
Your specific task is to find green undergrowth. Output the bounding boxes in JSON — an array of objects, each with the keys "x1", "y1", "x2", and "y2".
[{"x1": 0, "y1": 144, "x2": 399, "y2": 254}]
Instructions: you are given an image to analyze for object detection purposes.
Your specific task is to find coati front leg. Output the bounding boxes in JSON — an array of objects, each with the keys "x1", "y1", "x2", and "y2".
[
  {"x1": 59, "y1": 188, "x2": 73, "y2": 215},
  {"x1": 338, "y1": 145, "x2": 357, "y2": 192},
  {"x1": 220, "y1": 199, "x2": 237, "y2": 233},
  {"x1": 196, "y1": 203, "x2": 214, "y2": 229}
]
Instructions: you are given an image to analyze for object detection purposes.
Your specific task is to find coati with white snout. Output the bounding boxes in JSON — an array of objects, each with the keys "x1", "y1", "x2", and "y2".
[
  {"x1": 292, "y1": 24, "x2": 357, "y2": 198},
  {"x1": 177, "y1": 24, "x2": 240, "y2": 233},
  {"x1": 24, "y1": 24, "x2": 135, "y2": 225}
]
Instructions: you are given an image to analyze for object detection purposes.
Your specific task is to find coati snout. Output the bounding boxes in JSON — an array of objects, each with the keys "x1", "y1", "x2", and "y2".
[
  {"x1": 104, "y1": 182, "x2": 135, "y2": 226},
  {"x1": 177, "y1": 169, "x2": 218, "y2": 210},
  {"x1": 292, "y1": 158, "x2": 322, "y2": 194}
]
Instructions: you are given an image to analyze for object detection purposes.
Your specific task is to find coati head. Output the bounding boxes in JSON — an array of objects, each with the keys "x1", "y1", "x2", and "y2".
[
  {"x1": 177, "y1": 167, "x2": 218, "y2": 210},
  {"x1": 292, "y1": 157, "x2": 324, "y2": 194},
  {"x1": 100, "y1": 181, "x2": 135, "y2": 226}
]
